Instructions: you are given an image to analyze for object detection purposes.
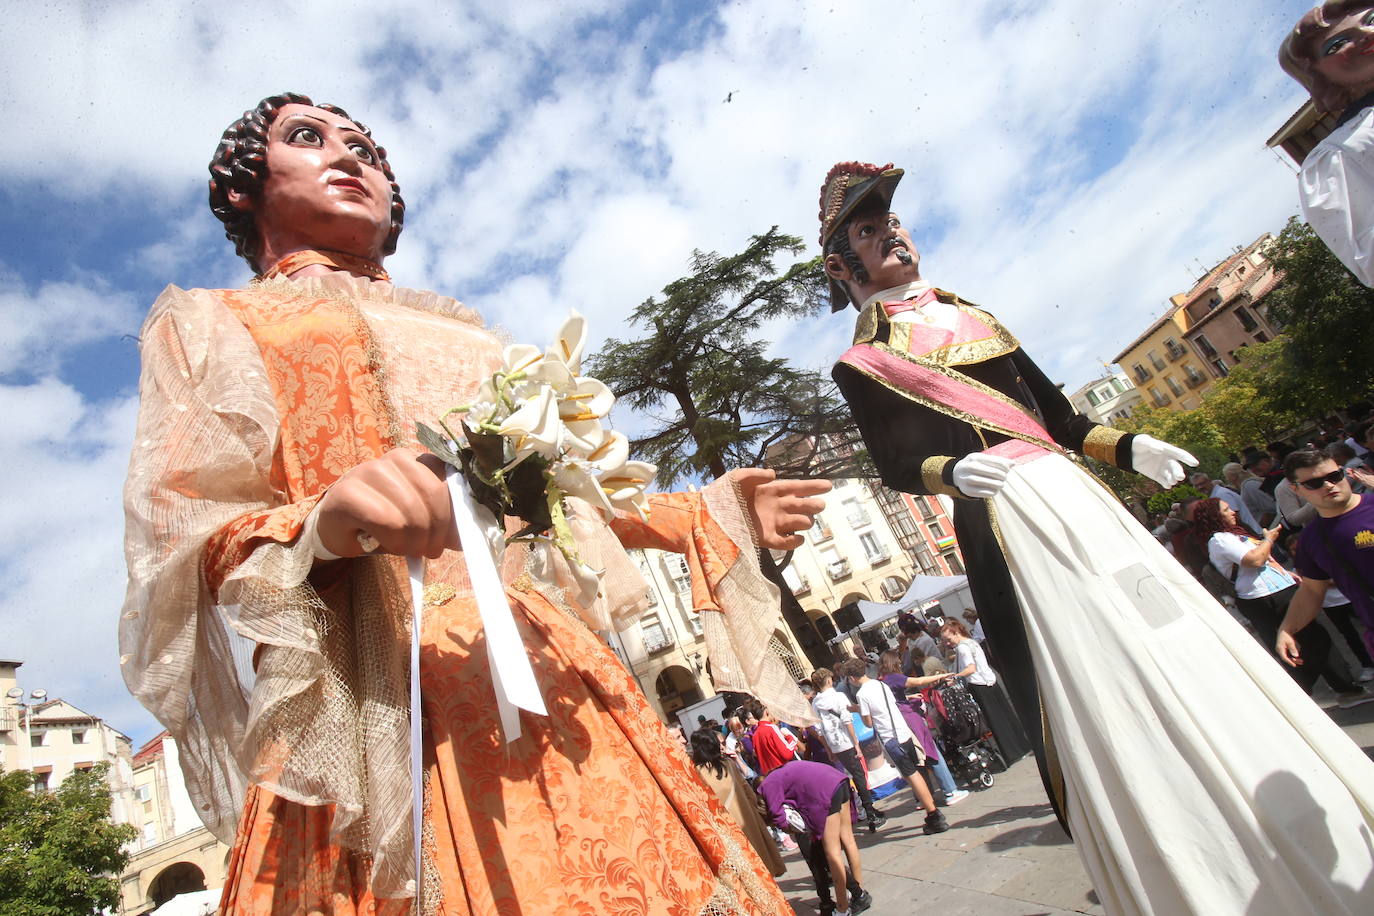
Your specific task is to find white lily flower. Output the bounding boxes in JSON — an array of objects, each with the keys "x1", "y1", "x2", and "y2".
[
  {"x1": 497, "y1": 387, "x2": 563, "y2": 461},
  {"x1": 501, "y1": 343, "x2": 543, "y2": 377},
  {"x1": 600, "y1": 460, "x2": 657, "y2": 520},
  {"x1": 499, "y1": 342, "x2": 573, "y2": 394},
  {"x1": 585, "y1": 429, "x2": 630, "y2": 471},
  {"x1": 552, "y1": 457, "x2": 615, "y2": 516},
  {"x1": 550, "y1": 432, "x2": 629, "y2": 516},
  {"x1": 547, "y1": 311, "x2": 588, "y2": 376},
  {"x1": 567, "y1": 558, "x2": 603, "y2": 608},
  {"x1": 561, "y1": 417, "x2": 607, "y2": 458},
  {"x1": 558, "y1": 377, "x2": 614, "y2": 422}
]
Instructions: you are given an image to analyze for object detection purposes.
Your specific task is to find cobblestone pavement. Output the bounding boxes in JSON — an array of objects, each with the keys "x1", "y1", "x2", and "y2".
[{"x1": 777, "y1": 697, "x2": 1374, "y2": 916}]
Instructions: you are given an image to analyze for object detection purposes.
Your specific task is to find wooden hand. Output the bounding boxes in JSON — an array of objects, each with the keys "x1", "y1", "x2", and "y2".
[
  {"x1": 735, "y1": 468, "x2": 832, "y2": 550},
  {"x1": 315, "y1": 448, "x2": 458, "y2": 559}
]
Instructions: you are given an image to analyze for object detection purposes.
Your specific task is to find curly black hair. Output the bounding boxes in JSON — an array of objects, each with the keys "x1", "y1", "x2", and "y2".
[
  {"x1": 207, "y1": 92, "x2": 406, "y2": 270},
  {"x1": 824, "y1": 218, "x2": 869, "y2": 289}
]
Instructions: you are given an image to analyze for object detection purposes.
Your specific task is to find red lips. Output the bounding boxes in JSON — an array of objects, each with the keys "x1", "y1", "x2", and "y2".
[{"x1": 330, "y1": 177, "x2": 367, "y2": 194}]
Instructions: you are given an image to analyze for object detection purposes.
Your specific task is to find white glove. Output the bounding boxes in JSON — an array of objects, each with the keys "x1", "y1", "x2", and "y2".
[
  {"x1": 782, "y1": 803, "x2": 806, "y2": 832},
  {"x1": 1131, "y1": 434, "x2": 1197, "y2": 489},
  {"x1": 951, "y1": 452, "x2": 1016, "y2": 498}
]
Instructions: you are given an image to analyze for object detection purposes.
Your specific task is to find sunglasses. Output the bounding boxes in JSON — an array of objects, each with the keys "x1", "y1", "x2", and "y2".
[{"x1": 1297, "y1": 469, "x2": 1347, "y2": 490}]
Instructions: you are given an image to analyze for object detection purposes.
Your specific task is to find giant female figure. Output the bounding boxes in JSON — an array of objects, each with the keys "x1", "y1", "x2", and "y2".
[
  {"x1": 820, "y1": 161, "x2": 1374, "y2": 915},
  {"x1": 120, "y1": 92, "x2": 827, "y2": 914}
]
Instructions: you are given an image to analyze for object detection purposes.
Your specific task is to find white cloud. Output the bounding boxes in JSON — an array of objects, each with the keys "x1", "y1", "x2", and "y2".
[
  {"x1": 0, "y1": 379, "x2": 146, "y2": 738},
  {"x1": 0, "y1": 273, "x2": 145, "y2": 376}
]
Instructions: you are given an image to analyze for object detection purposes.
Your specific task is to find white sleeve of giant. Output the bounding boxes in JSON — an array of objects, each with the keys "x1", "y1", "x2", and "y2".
[{"x1": 1299, "y1": 109, "x2": 1374, "y2": 288}]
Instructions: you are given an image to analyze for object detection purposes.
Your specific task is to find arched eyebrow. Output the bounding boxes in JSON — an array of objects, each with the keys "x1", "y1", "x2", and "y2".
[{"x1": 276, "y1": 112, "x2": 376, "y2": 149}]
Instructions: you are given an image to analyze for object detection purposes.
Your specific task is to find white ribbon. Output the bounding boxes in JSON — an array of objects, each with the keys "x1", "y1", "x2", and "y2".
[
  {"x1": 444, "y1": 465, "x2": 548, "y2": 734},
  {"x1": 405, "y1": 556, "x2": 425, "y2": 900},
  {"x1": 404, "y1": 465, "x2": 551, "y2": 899}
]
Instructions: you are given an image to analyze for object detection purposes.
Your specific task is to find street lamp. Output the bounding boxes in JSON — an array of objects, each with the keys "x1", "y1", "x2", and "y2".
[{"x1": 6, "y1": 686, "x2": 47, "y2": 779}]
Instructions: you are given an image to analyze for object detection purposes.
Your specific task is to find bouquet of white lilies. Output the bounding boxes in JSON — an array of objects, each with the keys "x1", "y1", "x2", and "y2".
[{"x1": 417, "y1": 311, "x2": 656, "y2": 604}]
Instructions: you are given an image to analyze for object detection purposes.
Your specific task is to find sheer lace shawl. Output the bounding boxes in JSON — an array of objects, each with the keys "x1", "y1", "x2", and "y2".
[{"x1": 699, "y1": 476, "x2": 818, "y2": 729}]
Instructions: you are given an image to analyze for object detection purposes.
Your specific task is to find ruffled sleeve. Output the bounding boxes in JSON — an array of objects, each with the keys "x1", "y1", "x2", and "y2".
[
  {"x1": 1299, "y1": 109, "x2": 1374, "y2": 287},
  {"x1": 610, "y1": 473, "x2": 817, "y2": 727},
  {"x1": 119, "y1": 285, "x2": 297, "y2": 839}
]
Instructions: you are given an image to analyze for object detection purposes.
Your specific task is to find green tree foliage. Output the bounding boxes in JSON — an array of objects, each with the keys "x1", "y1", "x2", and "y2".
[
  {"x1": 0, "y1": 763, "x2": 137, "y2": 915},
  {"x1": 1119, "y1": 404, "x2": 1231, "y2": 474},
  {"x1": 586, "y1": 227, "x2": 857, "y2": 668},
  {"x1": 1145, "y1": 483, "x2": 1204, "y2": 516},
  {"x1": 585, "y1": 227, "x2": 860, "y2": 485},
  {"x1": 1264, "y1": 216, "x2": 1374, "y2": 413},
  {"x1": 1195, "y1": 339, "x2": 1304, "y2": 449}
]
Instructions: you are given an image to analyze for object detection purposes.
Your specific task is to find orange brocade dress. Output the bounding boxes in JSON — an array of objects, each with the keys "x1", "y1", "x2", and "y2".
[{"x1": 122, "y1": 275, "x2": 791, "y2": 916}]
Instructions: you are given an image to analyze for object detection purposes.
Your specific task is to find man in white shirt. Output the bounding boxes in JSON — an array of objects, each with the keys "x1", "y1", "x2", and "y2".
[
  {"x1": 962, "y1": 611, "x2": 987, "y2": 642},
  {"x1": 809, "y1": 668, "x2": 885, "y2": 829},
  {"x1": 837, "y1": 658, "x2": 948, "y2": 835}
]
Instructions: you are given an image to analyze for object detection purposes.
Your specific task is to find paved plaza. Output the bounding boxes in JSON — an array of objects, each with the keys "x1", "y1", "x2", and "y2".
[{"x1": 777, "y1": 697, "x2": 1374, "y2": 915}]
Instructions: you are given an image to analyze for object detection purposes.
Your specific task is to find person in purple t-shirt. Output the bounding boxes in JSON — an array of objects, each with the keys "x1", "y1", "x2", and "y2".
[
  {"x1": 757, "y1": 759, "x2": 872, "y2": 916},
  {"x1": 1280, "y1": 450, "x2": 1374, "y2": 689}
]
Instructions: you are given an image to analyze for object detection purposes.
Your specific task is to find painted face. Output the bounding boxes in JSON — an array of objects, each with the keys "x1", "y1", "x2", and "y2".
[
  {"x1": 237, "y1": 103, "x2": 394, "y2": 262},
  {"x1": 1293, "y1": 459, "x2": 1355, "y2": 511},
  {"x1": 845, "y1": 210, "x2": 921, "y2": 291},
  {"x1": 1312, "y1": 7, "x2": 1374, "y2": 92}
]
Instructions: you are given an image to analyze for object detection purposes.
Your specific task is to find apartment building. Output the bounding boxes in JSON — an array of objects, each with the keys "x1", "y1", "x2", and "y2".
[
  {"x1": 1067, "y1": 369, "x2": 1143, "y2": 426},
  {"x1": 1113, "y1": 234, "x2": 1282, "y2": 411}
]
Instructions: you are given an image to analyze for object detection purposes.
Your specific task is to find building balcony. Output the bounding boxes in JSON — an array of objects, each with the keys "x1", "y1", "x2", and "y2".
[
  {"x1": 827, "y1": 560, "x2": 852, "y2": 581},
  {"x1": 1132, "y1": 368, "x2": 1152, "y2": 385},
  {"x1": 643, "y1": 631, "x2": 675, "y2": 654},
  {"x1": 844, "y1": 510, "x2": 871, "y2": 529},
  {"x1": 865, "y1": 551, "x2": 890, "y2": 566},
  {"x1": 1165, "y1": 345, "x2": 1188, "y2": 362},
  {"x1": 1149, "y1": 357, "x2": 1166, "y2": 371},
  {"x1": 1184, "y1": 375, "x2": 1206, "y2": 390},
  {"x1": 1150, "y1": 393, "x2": 1171, "y2": 408}
]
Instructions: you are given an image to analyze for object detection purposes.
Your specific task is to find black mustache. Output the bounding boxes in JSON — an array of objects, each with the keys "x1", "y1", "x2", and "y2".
[{"x1": 882, "y1": 237, "x2": 908, "y2": 256}]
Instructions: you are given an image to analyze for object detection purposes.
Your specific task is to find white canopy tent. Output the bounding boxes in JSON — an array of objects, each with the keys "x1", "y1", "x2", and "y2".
[
  {"x1": 827, "y1": 574, "x2": 970, "y2": 644},
  {"x1": 152, "y1": 889, "x2": 220, "y2": 915}
]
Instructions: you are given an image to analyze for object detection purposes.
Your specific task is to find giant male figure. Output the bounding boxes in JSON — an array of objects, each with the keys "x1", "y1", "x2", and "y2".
[{"x1": 820, "y1": 161, "x2": 1374, "y2": 916}]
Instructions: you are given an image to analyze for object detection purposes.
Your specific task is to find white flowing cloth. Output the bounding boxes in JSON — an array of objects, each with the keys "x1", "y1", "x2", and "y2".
[
  {"x1": 1299, "y1": 104, "x2": 1374, "y2": 287},
  {"x1": 990, "y1": 453, "x2": 1374, "y2": 916}
]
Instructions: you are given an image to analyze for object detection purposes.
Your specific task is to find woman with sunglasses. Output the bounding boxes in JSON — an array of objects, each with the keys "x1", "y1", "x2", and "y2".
[{"x1": 1192, "y1": 498, "x2": 1370, "y2": 705}]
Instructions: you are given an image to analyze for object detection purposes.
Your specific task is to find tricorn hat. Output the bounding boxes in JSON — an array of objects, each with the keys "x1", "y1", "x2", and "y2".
[{"x1": 818, "y1": 161, "x2": 904, "y2": 311}]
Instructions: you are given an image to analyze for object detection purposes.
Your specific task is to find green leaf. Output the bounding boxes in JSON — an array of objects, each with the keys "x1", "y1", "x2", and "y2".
[{"x1": 415, "y1": 421, "x2": 463, "y2": 467}]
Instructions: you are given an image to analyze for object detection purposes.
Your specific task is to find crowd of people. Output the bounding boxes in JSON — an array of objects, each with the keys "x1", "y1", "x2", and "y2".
[
  {"x1": 674, "y1": 609, "x2": 1035, "y2": 916},
  {"x1": 1151, "y1": 417, "x2": 1374, "y2": 706}
]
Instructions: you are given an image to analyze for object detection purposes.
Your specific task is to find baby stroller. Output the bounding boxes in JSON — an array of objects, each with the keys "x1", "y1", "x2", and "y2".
[{"x1": 921, "y1": 678, "x2": 1002, "y2": 790}]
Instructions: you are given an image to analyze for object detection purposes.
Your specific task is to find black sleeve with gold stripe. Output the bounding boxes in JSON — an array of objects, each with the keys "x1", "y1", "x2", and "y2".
[{"x1": 1008, "y1": 349, "x2": 1137, "y2": 471}]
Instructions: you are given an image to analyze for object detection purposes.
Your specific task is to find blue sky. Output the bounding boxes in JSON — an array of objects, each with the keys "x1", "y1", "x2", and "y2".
[{"x1": 0, "y1": 0, "x2": 1320, "y2": 745}]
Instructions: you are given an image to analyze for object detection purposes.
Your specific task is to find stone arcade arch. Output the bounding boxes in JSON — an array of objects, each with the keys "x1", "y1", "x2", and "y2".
[
  {"x1": 654, "y1": 664, "x2": 704, "y2": 717},
  {"x1": 147, "y1": 860, "x2": 206, "y2": 908}
]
